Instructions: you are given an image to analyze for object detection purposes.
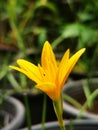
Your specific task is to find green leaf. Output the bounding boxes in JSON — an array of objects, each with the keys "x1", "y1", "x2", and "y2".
[
  {"x1": 34, "y1": 1, "x2": 58, "y2": 15},
  {"x1": 38, "y1": 28, "x2": 47, "y2": 47},
  {"x1": 78, "y1": 27, "x2": 97, "y2": 48},
  {"x1": 78, "y1": 12, "x2": 94, "y2": 22},
  {"x1": 62, "y1": 23, "x2": 82, "y2": 38}
]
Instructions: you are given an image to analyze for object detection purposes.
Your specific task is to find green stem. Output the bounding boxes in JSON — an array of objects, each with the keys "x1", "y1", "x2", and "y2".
[
  {"x1": 77, "y1": 89, "x2": 98, "y2": 119},
  {"x1": 41, "y1": 94, "x2": 47, "y2": 130},
  {"x1": 63, "y1": 94, "x2": 82, "y2": 109},
  {"x1": 24, "y1": 94, "x2": 32, "y2": 130},
  {"x1": 52, "y1": 35, "x2": 65, "y2": 50},
  {"x1": 7, "y1": 1, "x2": 26, "y2": 56},
  {"x1": 9, "y1": 20, "x2": 26, "y2": 56},
  {"x1": 53, "y1": 95, "x2": 66, "y2": 130},
  {"x1": 66, "y1": 0, "x2": 74, "y2": 13}
]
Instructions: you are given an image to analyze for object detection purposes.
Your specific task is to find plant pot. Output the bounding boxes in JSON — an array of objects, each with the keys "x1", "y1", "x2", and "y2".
[
  {"x1": 13, "y1": 90, "x2": 73, "y2": 129},
  {"x1": 70, "y1": 71, "x2": 98, "y2": 80},
  {"x1": 13, "y1": 92, "x2": 57, "y2": 127},
  {"x1": 63, "y1": 78, "x2": 98, "y2": 119},
  {"x1": 0, "y1": 96, "x2": 25, "y2": 130},
  {"x1": 19, "y1": 119, "x2": 98, "y2": 130}
]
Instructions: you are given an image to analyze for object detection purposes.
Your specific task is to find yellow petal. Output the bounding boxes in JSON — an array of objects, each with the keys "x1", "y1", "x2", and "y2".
[
  {"x1": 59, "y1": 48, "x2": 86, "y2": 88},
  {"x1": 10, "y1": 66, "x2": 40, "y2": 83},
  {"x1": 10, "y1": 59, "x2": 43, "y2": 83},
  {"x1": 41, "y1": 41, "x2": 58, "y2": 81},
  {"x1": 57, "y1": 49, "x2": 69, "y2": 87},
  {"x1": 59, "y1": 49, "x2": 70, "y2": 68},
  {"x1": 35, "y1": 82, "x2": 59, "y2": 100}
]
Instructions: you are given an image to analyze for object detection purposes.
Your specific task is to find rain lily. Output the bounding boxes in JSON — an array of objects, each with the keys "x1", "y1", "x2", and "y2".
[
  {"x1": 10, "y1": 41, "x2": 85, "y2": 130},
  {"x1": 10, "y1": 41, "x2": 85, "y2": 101}
]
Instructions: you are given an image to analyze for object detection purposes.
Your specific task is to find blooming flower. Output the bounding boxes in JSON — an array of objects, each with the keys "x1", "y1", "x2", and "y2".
[{"x1": 10, "y1": 41, "x2": 85, "y2": 101}]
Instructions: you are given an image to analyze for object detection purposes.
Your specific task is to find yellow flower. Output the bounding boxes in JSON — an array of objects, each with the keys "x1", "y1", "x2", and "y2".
[{"x1": 10, "y1": 41, "x2": 85, "y2": 101}]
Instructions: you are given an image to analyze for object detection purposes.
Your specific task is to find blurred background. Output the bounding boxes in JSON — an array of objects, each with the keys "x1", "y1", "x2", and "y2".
[
  {"x1": 0, "y1": 0, "x2": 98, "y2": 128},
  {"x1": 0, "y1": 0, "x2": 98, "y2": 88}
]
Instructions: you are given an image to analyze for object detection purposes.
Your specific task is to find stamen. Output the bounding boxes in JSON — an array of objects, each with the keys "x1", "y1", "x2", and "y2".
[{"x1": 38, "y1": 64, "x2": 46, "y2": 81}]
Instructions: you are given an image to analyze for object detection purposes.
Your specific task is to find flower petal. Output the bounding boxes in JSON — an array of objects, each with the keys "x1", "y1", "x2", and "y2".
[
  {"x1": 57, "y1": 49, "x2": 69, "y2": 87},
  {"x1": 59, "y1": 48, "x2": 86, "y2": 88},
  {"x1": 10, "y1": 59, "x2": 43, "y2": 83},
  {"x1": 41, "y1": 41, "x2": 58, "y2": 81},
  {"x1": 35, "y1": 82, "x2": 59, "y2": 100},
  {"x1": 59, "y1": 49, "x2": 70, "y2": 68}
]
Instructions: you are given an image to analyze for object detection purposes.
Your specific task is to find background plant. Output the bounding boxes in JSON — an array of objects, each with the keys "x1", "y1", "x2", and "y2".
[
  {"x1": 0, "y1": 0, "x2": 98, "y2": 129},
  {"x1": 0, "y1": 0, "x2": 98, "y2": 87}
]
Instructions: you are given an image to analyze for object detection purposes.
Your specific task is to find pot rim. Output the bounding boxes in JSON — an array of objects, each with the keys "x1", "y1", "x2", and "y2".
[
  {"x1": 19, "y1": 119, "x2": 98, "y2": 130},
  {"x1": 1, "y1": 96, "x2": 25, "y2": 130},
  {"x1": 63, "y1": 78, "x2": 98, "y2": 119}
]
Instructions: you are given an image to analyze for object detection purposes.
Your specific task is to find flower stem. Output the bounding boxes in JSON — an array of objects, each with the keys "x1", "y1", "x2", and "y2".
[
  {"x1": 53, "y1": 95, "x2": 66, "y2": 130},
  {"x1": 41, "y1": 94, "x2": 47, "y2": 130},
  {"x1": 24, "y1": 94, "x2": 32, "y2": 130},
  {"x1": 52, "y1": 35, "x2": 65, "y2": 50}
]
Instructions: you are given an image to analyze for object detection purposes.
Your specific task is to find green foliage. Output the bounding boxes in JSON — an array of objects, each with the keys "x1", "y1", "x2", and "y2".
[
  {"x1": 0, "y1": 0, "x2": 98, "y2": 90},
  {"x1": 0, "y1": 1, "x2": 98, "y2": 128}
]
